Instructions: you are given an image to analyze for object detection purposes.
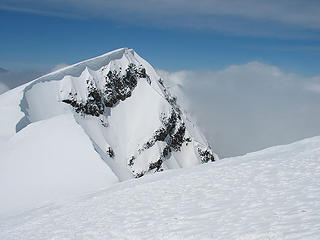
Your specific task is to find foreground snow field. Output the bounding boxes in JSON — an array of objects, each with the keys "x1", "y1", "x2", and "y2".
[{"x1": 1, "y1": 136, "x2": 319, "y2": 240}]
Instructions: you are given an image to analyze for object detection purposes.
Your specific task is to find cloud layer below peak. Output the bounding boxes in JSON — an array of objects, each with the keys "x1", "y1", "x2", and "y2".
[{"x1": 158, "y1": 62, "x2": 320, "y2": 157}]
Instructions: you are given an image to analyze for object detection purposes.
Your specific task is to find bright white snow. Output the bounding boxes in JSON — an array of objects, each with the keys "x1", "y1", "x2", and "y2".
[
  {"x1": 1, "y1": 136, "x2": 319, "y2": 240},
  {"x1": 0, "y1": 114, "x2": 118, "y2": 217}
]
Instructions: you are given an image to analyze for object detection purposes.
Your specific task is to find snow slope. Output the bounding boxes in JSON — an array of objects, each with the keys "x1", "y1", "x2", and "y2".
[
  {"x1": 0, "y1": 114, "x2": 118, "y2": 217},
  {"x1": 1, "y1": 136, "x2": 319, "y2": 240}
]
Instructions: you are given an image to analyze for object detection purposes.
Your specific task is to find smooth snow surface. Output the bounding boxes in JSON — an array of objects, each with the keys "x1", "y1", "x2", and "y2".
[
  {"x1": 1, "y1": 136, "x2": 319, "y2": 240},
  {"x1": 0, "y1": 114, "x2": 118, "y2": 217}
]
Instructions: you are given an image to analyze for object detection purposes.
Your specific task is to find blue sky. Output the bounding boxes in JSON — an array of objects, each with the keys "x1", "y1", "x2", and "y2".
[{"x1": 0, "y1": 0, "x2": 320, "y2": 77}]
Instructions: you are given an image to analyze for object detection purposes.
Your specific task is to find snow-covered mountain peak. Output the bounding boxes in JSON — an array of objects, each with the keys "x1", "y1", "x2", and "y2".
[
  {"x1": 0, "y1": 48, "x2": 217, "y2": 215},
  {"x1": 51, "y1": 48, "x2": 217, "y2": 180}
]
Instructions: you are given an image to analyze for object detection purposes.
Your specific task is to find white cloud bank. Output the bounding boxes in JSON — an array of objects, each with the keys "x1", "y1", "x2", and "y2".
[{"x1": 158, "y1": 62, "x2": 320, "y2": 158}]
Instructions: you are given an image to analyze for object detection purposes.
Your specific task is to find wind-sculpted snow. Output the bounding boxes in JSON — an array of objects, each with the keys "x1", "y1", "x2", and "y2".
[
  {"x1": 16, "y1": 48, "x2": 130, "y2": 131},
  {"x1": 0, "y1": 48, "x2": 217, "y2": 215},
  {"x1": 1, "y1": 136, "x2": 320, "y2": 239},
  {"x1": 12, "y1": 48, "x2": 216, "y2": 180}
]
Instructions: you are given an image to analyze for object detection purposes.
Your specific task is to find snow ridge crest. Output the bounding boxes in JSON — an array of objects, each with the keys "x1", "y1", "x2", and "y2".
[{"x1": 17, "y1": 48, "x2": 217, "y2": 180}]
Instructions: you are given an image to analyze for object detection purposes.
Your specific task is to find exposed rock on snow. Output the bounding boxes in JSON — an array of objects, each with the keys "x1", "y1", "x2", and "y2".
[
  {"x1": 0, "y1": 48, "x2": 217, "y2": 216},
  {"x1": 57, "y1": 49, "x2": 217, "y2": 179},
  {"x1": 62, "y1": 63, "x2": 150, "y2": 116}
]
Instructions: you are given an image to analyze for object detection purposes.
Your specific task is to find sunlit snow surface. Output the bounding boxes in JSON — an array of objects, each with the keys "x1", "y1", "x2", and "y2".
[{"x1": 1, "y1": 136, "x2": 319, "y2": 240}]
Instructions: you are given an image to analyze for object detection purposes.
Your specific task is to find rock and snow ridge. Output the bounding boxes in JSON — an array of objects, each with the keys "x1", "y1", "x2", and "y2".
[
  {"x1": 1, "y1": 136, "x2": 320, "y2": 240},
  {"x1": 0, "y1": 48, "x2": 217, "y2": 216}
]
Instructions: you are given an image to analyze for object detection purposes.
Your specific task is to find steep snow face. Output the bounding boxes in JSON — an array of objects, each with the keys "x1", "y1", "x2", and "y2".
[
  {"x1": 0, "y1": 84, "x2": 26, "y2": 146},
  {"x1": 11, "y1": 48, "x2": 217, "y2": 181},
  {"x1": 1, "y1": 136, "x2": 319, "y2": 239}
]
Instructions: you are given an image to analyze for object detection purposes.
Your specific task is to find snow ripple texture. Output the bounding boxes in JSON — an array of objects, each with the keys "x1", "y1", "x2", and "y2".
[{"x1": 1, "y1": 136, "x2": 319, "y2": 240}]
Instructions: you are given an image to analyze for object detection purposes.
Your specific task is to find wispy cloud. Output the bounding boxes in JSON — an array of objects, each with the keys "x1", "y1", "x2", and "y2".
[
  {"x1": 0, "y1": 69, "x2": 44, "y2": 94},
  {"x1": 0, "y1": 4, "x2": 85, "y2": 19},
  {"x1": 158, "y1": 62, "x2": 320, "y2": 158},
  {"x1": 1, "y1": 0, "x2": 320, "y2": 38},
  {"x1": 0, "y1": 82, "x2": 9, "y2": 95},
  {"x1": 51, "y1": 63, "x2": 69, "y2": 72},
  {"x1": 0, "y1": 63, "x2": 68, "y2": 95}
]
